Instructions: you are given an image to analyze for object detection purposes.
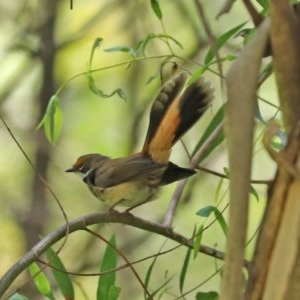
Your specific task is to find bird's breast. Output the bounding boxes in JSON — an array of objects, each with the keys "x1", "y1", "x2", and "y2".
[{"x1": 87, "y1": 181, "x2": 160, "y2": 207}]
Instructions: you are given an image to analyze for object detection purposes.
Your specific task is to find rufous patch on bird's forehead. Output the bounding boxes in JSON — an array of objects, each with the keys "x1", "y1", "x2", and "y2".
[{"x1": 72, "y1": 156, "x2": 85, "y2": 170}]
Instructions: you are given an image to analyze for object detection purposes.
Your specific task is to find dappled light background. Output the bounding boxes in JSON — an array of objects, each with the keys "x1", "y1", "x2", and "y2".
[{"x1": 0, "y1": 0, "x2": 277, "y2": 299}]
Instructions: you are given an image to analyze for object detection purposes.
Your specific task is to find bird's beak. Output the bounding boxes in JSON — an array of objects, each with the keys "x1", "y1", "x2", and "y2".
[{"x1": 66, "y1": 167, "x2": 75, "y2": 172}]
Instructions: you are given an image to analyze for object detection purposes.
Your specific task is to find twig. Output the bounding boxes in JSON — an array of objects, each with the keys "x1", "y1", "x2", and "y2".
[
  {"x1": 0, "y1": 211, "x2": 234, "y2": 297},
  {"x1": 163, "y1": 122, "x2": 224, "y2": 227},
  {"x1": 0, "y1": 114, "x2": 70, "y2": 253},
  {"x1": 198, "y1": 166, "x2": 271, "y2": 185}
]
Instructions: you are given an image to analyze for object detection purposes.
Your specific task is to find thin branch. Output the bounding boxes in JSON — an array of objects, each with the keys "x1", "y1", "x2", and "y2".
[
  {"x1": 216, "y1": 0, "x2": 236, "y2": 19},
  {"x1": 198, "y1": 166, "x2": 271, "y2": 185},
  {"x1": 0, "y1": 114, "x2": 70, "y2": 254},
  {"x1": 163, "y1": 122, "x2": 224, "y2": 227},
  {"x1": 194, "y1": 0, "x2": 224, "y2": 87},
  {"x1": 0, "y1": 211, "x2": 234, "y2": 297}
]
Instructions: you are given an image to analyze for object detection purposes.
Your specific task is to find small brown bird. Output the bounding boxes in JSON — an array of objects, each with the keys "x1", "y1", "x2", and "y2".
[{"x1": 66, "y1": 72, "x2": 213, "y2": 209}]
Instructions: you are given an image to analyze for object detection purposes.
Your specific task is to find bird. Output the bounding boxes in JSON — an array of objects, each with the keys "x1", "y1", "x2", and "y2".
[{"x1": 66, "y1": 72, "x2": 214, "y2": 210}]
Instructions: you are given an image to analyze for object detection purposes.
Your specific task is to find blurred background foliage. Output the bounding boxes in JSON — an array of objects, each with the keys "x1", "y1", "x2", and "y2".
[{"x1": 0, "y1": 0, "x2": 278, "y2": 299}]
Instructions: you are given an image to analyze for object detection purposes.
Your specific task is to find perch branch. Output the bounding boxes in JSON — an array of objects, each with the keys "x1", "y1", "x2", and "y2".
[{"x1": 0, "y1": 210, "x2": 242, "y2": 297}]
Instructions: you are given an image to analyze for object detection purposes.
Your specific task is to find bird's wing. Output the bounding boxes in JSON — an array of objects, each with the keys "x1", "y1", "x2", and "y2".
[{"x1": 90, "y1": 155, "x2": 167, "y2": 188}]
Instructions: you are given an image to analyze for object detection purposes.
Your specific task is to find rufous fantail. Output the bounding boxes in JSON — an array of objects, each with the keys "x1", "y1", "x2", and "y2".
[{"x1": 66, "y1": 72, "x2": 214, "y2": 209}]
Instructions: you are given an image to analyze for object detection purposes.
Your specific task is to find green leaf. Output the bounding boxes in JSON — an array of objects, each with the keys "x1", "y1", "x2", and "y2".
[
  {"x1": 223, "y1": 167, "x2": 230, "y2": 177},
  {"x1": 213, "y1": 207, "x2": 227, "y2": 236},
  {"x1": 256, "y1": 0, "x2": 269, "y2": 10},
  {"x1": 87, "y1": 73, "x2": 126, "y2": 101},
  {"x1": 192, "y1": 105, "x2": 225, "y2": 162},
  {"x1": 86, "y1": 38, "x2": 126, "y2": 101},
  {"x1": 193, "y1": 224, "x2": 204, "y2": 259},
  {"x1": 45, "y1": 247, "x2": 74, "y2": 300},
  {"x1": 197, "y1": 205, "x2": 216, "y2": 217},
  {"x1": 136, "y1": 32, "x2": 182, "y2": 56},
  {"x1": 179, "y1": 245, "x2": 192, "y2": 293},
  {"x1": 156, "y1": 33, "x2": 182, "y2": 49},
  {"x1": 150, "y1": 0, "x2": 163, "y2": 20},
  {"x1": 8, "y1": 293, "x2": 29, "y2": 300},
  {"x1": 29, "y1": 263, "x2": 55, "y2": 300},
  {"x1": 108, "y1": 286, "x2": 121, "y2": 300},
  {"x1": 144, "y1": 249, "x2": 158, "y2": 295},
  {"x1": 215, "y1": 177, "x2": 224, "y2": 203},
  {"x1": 250, "y1": 185, "x2": 259, "y2": 202},
  {"x1": 97, "y1": 234, "x2": 119, "y2": 300},
  {"x1": 188, "y1": 68, "x2": 208, "y2": 84},
  {"x1": 196, "y1": 291, "x2": 219, "y2": 300},
  {"x1": 37, "y1": 95, "x2": 63, "y2": 145},
  {"x1": 204, "y1": 21, "x2": 247, "y2": 65},
  {"x1": 87, "y1": 38, "x2": 126, "y2": 101},
  {"x1": 188, "y1": 55, "x2": 236, "y2": 85},
  {"x1": 196, "y1": 206, "x2": 227, "y2": 236},
  {"x1": 237, "y1": 28, "x2": 256, "y2": 45},
  {"x1": 89, "y1": 37, "x2": 103, "y2": 70},
  {"x1": 104, "y1": 45, "x2": 137, "y2": 57}
]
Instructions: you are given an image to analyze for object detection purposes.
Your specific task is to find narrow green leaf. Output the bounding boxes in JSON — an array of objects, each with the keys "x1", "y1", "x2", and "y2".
[
  {"x1": 37, "y1": 95, "x2": 63, "y2": 145},
  {"x1": 197, "y1": 205, "x2": 215, "y2": 218},
  {"x1": 144, "y1": 251, "x2": 158, "y2": 292},
  {"x1": 188, "y1": 68, "x2": 208, "y2": 85},
  {"x1": 86, "y1": 37, "x2": 125, "y2": 101},
  {"x1": 45, "y1": 247, "x2": 74, "y2": 300},
  {"x1": 237, "y1": 28, "x2": 256, "y2": 45},
  {"x1": 156, "y1": 33, "x2": 182, "y2": 49},
  {"x1": 215, "y1": 177, "x2": 224, "y2": 203},
  {"x1": 193, "y1": 224, "x2": 204, "y2": 259},
  {"x1": 204, "y1": 22, "x2": 247, "y2": 65},
  {"x1": 137, "y1": 32, "x2": 182, "y2": 55},
  {"x1": 213, "y1": 207, "x2": 228, "y2": 236},
  {"x1": 196, "y1": 291, "x2": 219, "y2": 300},
  {"x1": 180, "y1": 228, "x2": 195, "y2": 293},
  {"x1": 145, "y1": 73, "x2": 158, "y2": 85},
  {"x1": 8, "y1": 293, "x2": 29, "y2": 300},
  {"x1": 97, "y1": 234, "x2": 119, "y2": 300},
  {"x1": 192, "y1": 105, "x2": 225, "y2": 162},
  {"x1": 188, "y1": 55, "x2": 236, "y2": 85},
  {"x1": 223, "y1": 167, "x2": 230, "y2": 177},
  {"x1": 89, "y1": 37, "x2": 103, "y2": 69},
  {"x1": 179, "y1": 246, "x2": 192, "y2": 294},
  {"x1": 104, "y1": 46, "x2": 137, "y2": 57},
  {"x1": 197, "y1": 206, "x2": 227, "y2": 236},
  {"x1": 108, "y1": 286, "x2": 121, "y2": 300},
  {"x1": 52, "y1": 98, "x2": 63, "y2": 144},
  {"x1": 87, "y1": 73, "x2": 126, "y2": 101},
  {"x1": 135, "y1": 33, "x2": 155, "y2": 54},
  {"x1": 256, "y1": 0, "x2": 269, "y2": 10},
  {"x1": 250, "y1": 185, "x2": 259, "y2": 202},
  {"x1": 29, "y1": 263, "x2": 55, "y2": 300},
  {"x1": 150, "y1": 0, "x2": 163, "y2": 20}
]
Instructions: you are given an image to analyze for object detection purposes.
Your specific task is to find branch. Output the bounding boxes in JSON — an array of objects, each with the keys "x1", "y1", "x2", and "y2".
[
  {"x1": 163, "y1": 122, "x2": 224, "y2": 227},
  {"x1": 0, "y1": 211, "x2": 233, "y2": 297}
]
